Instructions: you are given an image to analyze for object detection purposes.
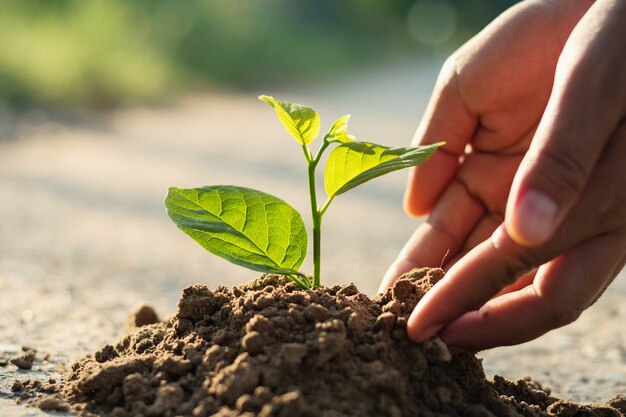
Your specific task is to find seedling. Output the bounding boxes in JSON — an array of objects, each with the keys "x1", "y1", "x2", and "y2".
[{"x1": 165, "y1": 96, "x2": 443, "y2": 289}]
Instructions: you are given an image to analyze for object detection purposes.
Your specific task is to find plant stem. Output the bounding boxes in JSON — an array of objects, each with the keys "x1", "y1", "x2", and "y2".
[
  {"x1": 288, "y1": 273, "x2": 310, "y2": 290},
  {"x1": 319, "y1": 197, "x2": 334, "y2": 216},
  {"x1": 312, "y1": 208, "x2": 321, "y2": 287},
  {"x1": 313, "y1": 139, "x2": 331, "y2": 166},
  {"x1": 307, "y1": 160, "x2": 322, "y2": 287},
  {"x1": 304, "y1": 138, "x2": 333, "y2": 287}
]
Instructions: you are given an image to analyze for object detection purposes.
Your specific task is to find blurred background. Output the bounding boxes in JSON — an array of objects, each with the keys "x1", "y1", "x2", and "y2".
[
  {"x1": 0, "y1": 0, "x2": 516, "y2": 107},
  {"x1": 1, "y1": 2, "x2": 625, "y2": 414}
]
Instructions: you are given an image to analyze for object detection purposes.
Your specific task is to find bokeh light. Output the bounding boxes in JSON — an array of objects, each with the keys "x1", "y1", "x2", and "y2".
[{"x1": 406, "y1": 0, "x2": 457, "y2": 46}]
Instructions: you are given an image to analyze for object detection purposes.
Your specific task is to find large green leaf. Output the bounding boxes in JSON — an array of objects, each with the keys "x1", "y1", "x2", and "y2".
[
  {"x1": 259, "y1": 95, "x2": 320, "y2": 145},
  {"x1": 324, "y1": 141, "x2": 444, "y2": 198},
  {"x1": 165, "y1": 185, "x2": 307, "y2": 275}
]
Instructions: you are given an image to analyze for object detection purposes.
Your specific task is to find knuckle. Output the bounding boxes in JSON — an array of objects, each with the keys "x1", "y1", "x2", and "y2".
[
  {"x1": 547, "y1": 305, "x2": 584, "y2": 328},
  {"x1": 501, "y1": 251, "x2": 538, "y2": 286},
  {"x1": 437, "y1": 54, "x2": 463, "y2": 95},
  {"x1": 488, "y1": 231, "x2": 541, "y2": 295},
  {"x1": 427, "y1": 217, "x2": 463, "y2": 250},
  {"x1": 530, "y1": 147, "x2": 589, "y2": 200},
  {"x1": 591, "y1": 145, "x2": 626, "y2": 231},
  {"x1": 441, "y1": 54, "x2": 460, "y2": 82},
  {"x1": 481, "y1": 274, "x2": 510, "y2": 298},
  {"x1": 594, "y1": 198, "x2": 626, "y2": 232}
]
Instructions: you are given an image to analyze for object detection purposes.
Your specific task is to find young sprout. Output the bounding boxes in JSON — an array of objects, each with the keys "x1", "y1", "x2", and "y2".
[{"x1": 165, "y1": 96, "x2": 443, "y2": 289}]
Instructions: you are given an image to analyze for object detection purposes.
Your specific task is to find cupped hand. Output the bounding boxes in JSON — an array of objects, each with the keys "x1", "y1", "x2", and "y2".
[{"x1": 381, "y1": 0, "x2": 626, "y2": 350}]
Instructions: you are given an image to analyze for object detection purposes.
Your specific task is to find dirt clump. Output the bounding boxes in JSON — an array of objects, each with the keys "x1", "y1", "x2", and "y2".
[
  {"x1": 11, "y1": 346, "x2": 36, "y2": 370},
  {"x1": 608, "y1": 396, "x2": 626, "y2": 415},
  {"x1": 127, "y1": 302, "x2": 160, "y2": 333},
  {"x1": 16, "y1": 268, "x2": 624, "y2": 417}
]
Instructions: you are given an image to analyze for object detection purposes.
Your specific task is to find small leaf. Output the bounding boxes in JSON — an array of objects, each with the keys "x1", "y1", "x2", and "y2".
[
  {"x1": 259, "y1": 95, "x2": 320, "y2": 145},
  {"x1": 325, "y1": 114, "x2": 354, "y2": 143},
  {"x1": 166, "y1": 185, "x2": 307, "y2": 275},
  {"x1": 324, "y1": 141, "x2": 444, "y2": 198},
  {"x1": 336, "y1": 131, "x2": 356, "y2": 143}
]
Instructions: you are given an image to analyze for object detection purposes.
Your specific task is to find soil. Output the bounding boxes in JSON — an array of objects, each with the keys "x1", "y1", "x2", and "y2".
[
  {"x1": 13, "y1": 268, "x2": 625, "y2": 417},
  {"x1": 10, "y1": 347, "x2": 37, "y2": 370}
]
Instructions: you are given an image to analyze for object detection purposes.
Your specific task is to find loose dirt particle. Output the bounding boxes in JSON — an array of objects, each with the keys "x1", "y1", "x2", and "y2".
[
  {"x1": 127, "y1": 303, "x2": 160, "y2": 331},
  {"x1": 11, "y1": 348, "x2": 36, "y2": 370},
  {"x1": 38, "y1": 396, "x2": 70, "y2": 412}
]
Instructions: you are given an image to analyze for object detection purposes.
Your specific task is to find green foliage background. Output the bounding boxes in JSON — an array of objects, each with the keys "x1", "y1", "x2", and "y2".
[{"x1": 0, "y1": 0, "x2": 516, "y2": 107}]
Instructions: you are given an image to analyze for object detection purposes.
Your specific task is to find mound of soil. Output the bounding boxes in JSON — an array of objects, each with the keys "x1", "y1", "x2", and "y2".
[{"x1": 15, "y1": 268, "x2": 625, "y2": 417}]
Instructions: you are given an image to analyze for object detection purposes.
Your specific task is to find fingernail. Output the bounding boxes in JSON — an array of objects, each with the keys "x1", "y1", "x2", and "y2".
[
  {"x1": 512, "y1": 190, "x2": 558, "y2": 245},
  {"x1": 421, "y1": 324, "x2": 444, "y2": 340},
  {"x1": 408, "y1": 322, "x2": 444, "y2": 343}
]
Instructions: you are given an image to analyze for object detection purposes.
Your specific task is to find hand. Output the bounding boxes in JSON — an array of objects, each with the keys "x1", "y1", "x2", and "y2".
[{"x1": 382, "y1": 0, "x2": 626, "y2": 350}]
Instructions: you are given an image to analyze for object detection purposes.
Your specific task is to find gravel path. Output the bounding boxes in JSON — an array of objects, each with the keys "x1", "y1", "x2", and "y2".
[{"x1": 0, "y1": 61, "x2": 624, "y2": 415}]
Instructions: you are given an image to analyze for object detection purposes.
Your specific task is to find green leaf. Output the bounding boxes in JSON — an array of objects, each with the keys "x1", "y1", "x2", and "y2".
[
  {"x1": 324, "y1": 141, "x2": 444, "y2": 198},
  {"x1": 165, "y1": 185, "x2": 307, "y2": 275},
  {"x1": 325, "y1": 114, "x2": 354, "y2": 143},
  {"x1": 259, "y1": 95, "x2": 320, "y2": 145}
]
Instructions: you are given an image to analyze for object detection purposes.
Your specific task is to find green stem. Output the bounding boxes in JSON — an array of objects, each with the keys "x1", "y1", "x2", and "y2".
[
  {"x1": 303, "y1": 138, "x2": 333, "y2": 287},
  {"x1": 319, "y1": 197, "x2": 334, "y2": 216},
  {"x1": 288, "y1": 272, "x2": 311, "y2": 290},
  {"x1": 313, "y1": 138, "x2": 331, "y2": 166},
  {"x1": 312, "y1": 208, "x2": 321, "y2": 287},
  {"x1": 307, "y1": 160, "x2": 322, "y2": 286}
]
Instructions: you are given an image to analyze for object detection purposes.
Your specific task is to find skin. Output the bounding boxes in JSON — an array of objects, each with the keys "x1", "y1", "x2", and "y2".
[{"x1": 381, "y1": 0, "x2": 626, "y2": 350}]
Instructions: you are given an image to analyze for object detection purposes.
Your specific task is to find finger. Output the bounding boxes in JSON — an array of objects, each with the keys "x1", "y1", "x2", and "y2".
[
  {"x1": 449, "y1": 256, "x2": 537, "y2": 296},
  {"x1": 404, "y1": 57, "x2": 477, "y2": 217},
  {"x1": 439, "y1": 232, "x2": 625, "y2": 350},
  {"x1": 405, "y1": 226, "x2": 539, "y2": 342},
  {"x1": 590, "y1": 252, "x2": 626, "y2": 305},
  {"x1": 444, "y1": 213, "x2": 503, "y2": 269},
  {"x1": 395, "y1": 146, "x2": 518, "y2": 280},
  {"x1": 380, "y1": 179, "x2": 484, "y2": 292},
  {"x1": 506, "y1": 1, "x2": 626, "y2": 246},
  {"x1": 493, "y1": 269, "x2": 536, "y2": 298}
]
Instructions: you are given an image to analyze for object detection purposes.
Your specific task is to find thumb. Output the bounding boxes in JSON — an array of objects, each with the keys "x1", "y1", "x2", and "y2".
[{"x1": 506, "y1": 1, "x2": 624, "y2": 246}]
